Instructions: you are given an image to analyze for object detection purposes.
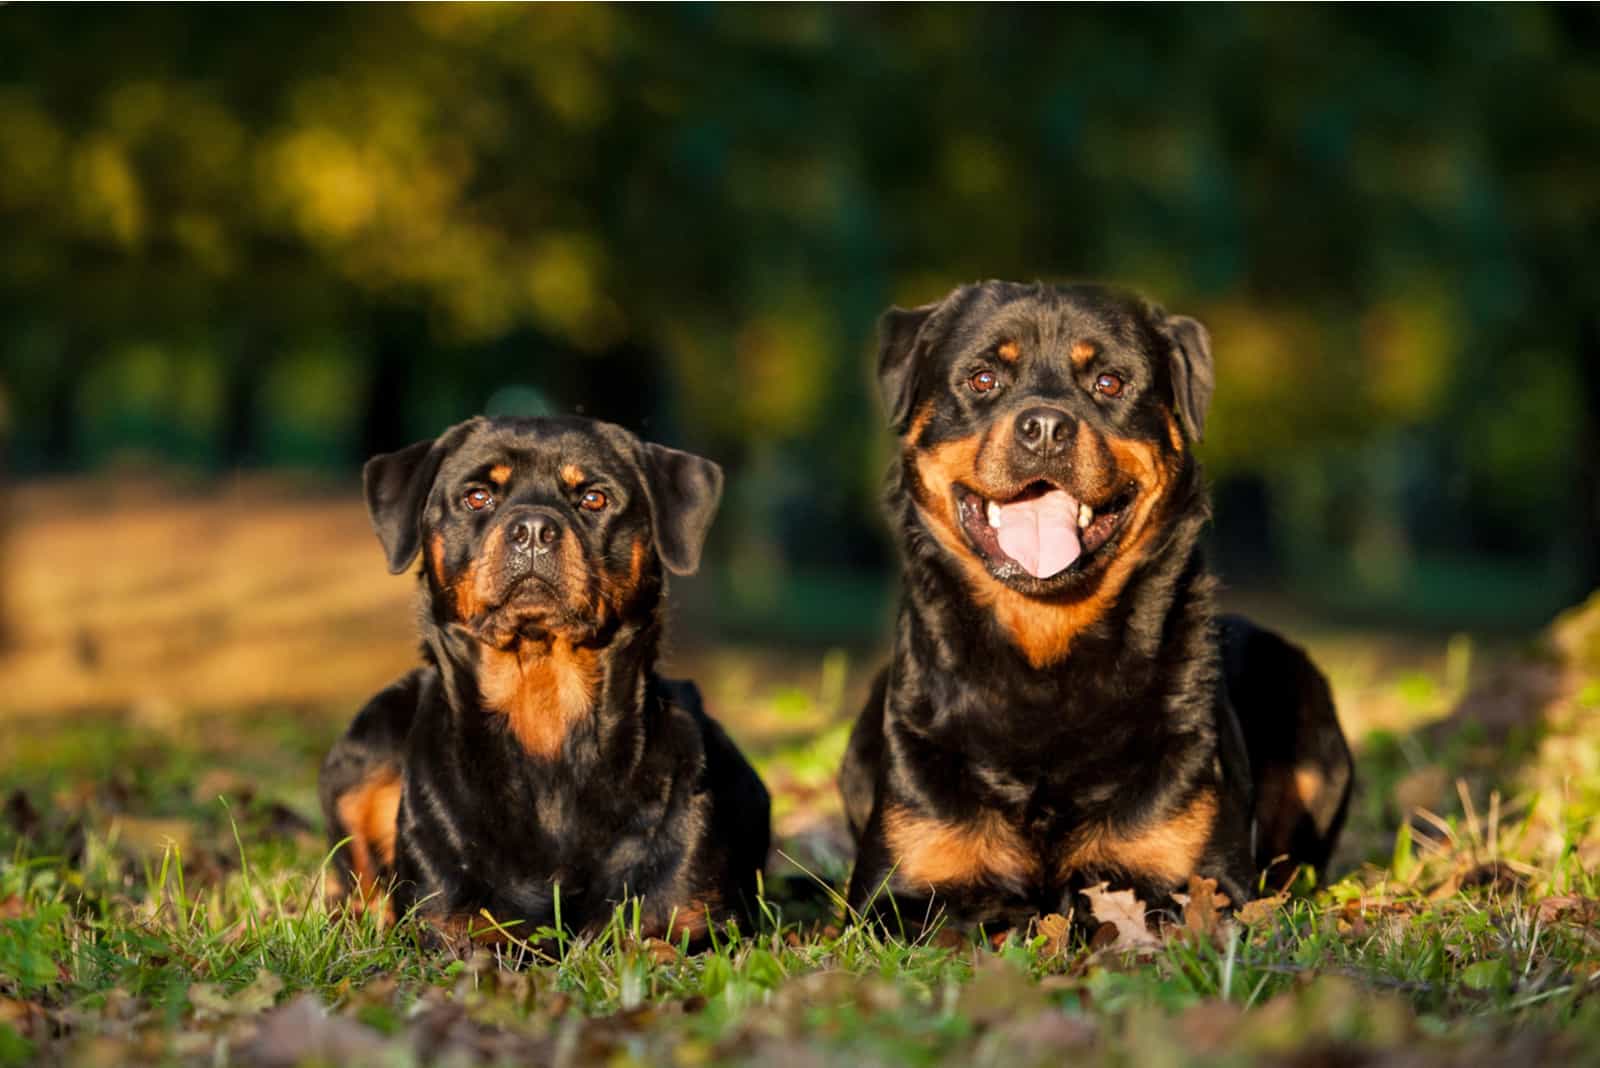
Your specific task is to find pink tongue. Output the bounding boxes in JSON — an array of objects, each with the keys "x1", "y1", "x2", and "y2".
[{"x1": 995, "y1": 489, "x2": 1082, "y2": 578}]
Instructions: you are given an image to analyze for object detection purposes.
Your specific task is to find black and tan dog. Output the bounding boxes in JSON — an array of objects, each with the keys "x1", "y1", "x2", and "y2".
[
  {"x1": 320, "y1": 415, "x2": 769, "y2": 943},
  {"x1": 840, "y1": 281, "x2": 1352, "y2": 931}
]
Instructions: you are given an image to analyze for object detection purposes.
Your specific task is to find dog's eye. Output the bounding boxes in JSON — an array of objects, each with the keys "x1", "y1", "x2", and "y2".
[
  {"x1": 1093, "y1": 373, "x2": 1125, "y2": 398},
  {"x1": 579, "y1": 490, "x2": 608, "y2": 512},
  {"x1": 968, "y1": 370, "x2": 1000, "y2": 394},
  {"x1": 463, "y1": 488, "x2": 495, "y2": 511}
]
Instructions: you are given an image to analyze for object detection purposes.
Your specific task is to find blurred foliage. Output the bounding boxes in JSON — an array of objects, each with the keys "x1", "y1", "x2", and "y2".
[{"x1": 0, "y1": 5, "x2": 1597, "y2": 627}]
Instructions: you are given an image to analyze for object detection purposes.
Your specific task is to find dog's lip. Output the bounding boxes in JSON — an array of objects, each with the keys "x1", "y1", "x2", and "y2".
[{"x1": 952, "y1": 480, "x2": 1136, "y2": 583}]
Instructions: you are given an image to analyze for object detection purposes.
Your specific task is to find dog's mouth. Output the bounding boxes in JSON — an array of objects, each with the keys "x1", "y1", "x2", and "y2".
[
  {"x1": 468, "y1": 571, "x2": 585, "y2": 644},
  {"x1": 955, "y1": 480, "x2": 1134, "y2": 582}
]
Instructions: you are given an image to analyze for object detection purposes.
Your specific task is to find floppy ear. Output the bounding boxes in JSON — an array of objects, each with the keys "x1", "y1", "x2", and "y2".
[
  {"x1": 876, "y1": 301, "x2": 942, "y2": 434},
  {"x1": 363, "y1": 437, "x2": 449, "y2": 574},
  {"x1": 1165, "y1": 314, "x2": 1215, "y2": 443},
  {"x1": 638, "y1": 442, "x2": 724, "y2": 576}
]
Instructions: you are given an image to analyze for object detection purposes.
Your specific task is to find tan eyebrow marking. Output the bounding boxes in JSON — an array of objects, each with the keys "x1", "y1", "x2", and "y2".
[
  {"x1": 560, "y1": 464, "x2": 585, "y2": 489},
  {"x1": 1070, "y1": 340, "x2": 1096, "y2": 367},
  {"x1": 996, "y1": 339, "x2": 1020, "y2": 363},
  {"x1": 488, "y1": 465, "x2": 512, "y2": 486}
]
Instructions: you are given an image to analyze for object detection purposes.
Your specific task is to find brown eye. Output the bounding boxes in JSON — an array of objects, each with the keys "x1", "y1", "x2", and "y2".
[
  {"x1": 969, "y1": 370, "x2": 1000, "y2": 393},
  {"x1": 464, "y1": 488, "x2": 495, "y2": 511},
  {"x1": 1094, "y1": 373, "x2": 1125, "y2": 398},
  {"x1": 579, "y1": 489, "x2": 608, "y2": 512}
]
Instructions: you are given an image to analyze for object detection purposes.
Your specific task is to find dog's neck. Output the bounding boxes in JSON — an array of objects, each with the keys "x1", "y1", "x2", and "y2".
[{"x1": 425, "y1": 600, "x2": 664, "y2": 766}]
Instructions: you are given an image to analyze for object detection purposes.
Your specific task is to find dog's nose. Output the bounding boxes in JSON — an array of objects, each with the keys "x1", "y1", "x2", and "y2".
[
  {"x1": 1014, "y1": 405, "x2": 1073, "y2": 457},
  {"x1": 506, "y1": 510, "x2": 562, "y2": 552}
]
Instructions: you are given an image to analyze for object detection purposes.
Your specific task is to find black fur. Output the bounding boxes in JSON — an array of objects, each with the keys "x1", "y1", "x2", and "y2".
[
  {"x1": 320, "y1": 415, "x2": 769, "y2": 944},
  {"x1": 840, "y1": 281, "x2": 1353, "y2": 932}
]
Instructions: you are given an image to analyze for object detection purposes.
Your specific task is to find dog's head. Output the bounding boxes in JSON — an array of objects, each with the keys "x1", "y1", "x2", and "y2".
[
  {"x1": 363, "y1": 416, "x2": 722, "y2": 648},
  {"x1": 878, "y1": 281, "x2": 1211, "y2": 628}
]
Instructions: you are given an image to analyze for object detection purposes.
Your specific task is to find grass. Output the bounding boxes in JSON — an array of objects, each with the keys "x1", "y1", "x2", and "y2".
[{"x1": 4, "y1": 597, "x2": 1600, "y2": 1065}]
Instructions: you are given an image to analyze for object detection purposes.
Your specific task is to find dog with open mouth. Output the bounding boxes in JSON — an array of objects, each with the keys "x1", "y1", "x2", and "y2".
[
  {"x1": 319, "y1": 415, "x2": 769, "y2": 944},
  {"x1": 839, "y1": 281, "x2": 1353, "y2": 931}
]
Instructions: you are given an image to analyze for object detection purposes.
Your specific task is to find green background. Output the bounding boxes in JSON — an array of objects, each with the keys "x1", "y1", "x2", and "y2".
[{"x1": 2, "y1": 4, "x2": 1596, "y2": 636}]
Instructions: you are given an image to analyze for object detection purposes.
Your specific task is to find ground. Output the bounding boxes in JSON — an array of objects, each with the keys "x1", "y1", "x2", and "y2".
[{"x1": 1, "y1": 485, "x2": 1598, "y2": 1066}]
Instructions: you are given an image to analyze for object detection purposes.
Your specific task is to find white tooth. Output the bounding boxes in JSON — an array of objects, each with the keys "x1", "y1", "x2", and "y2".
[
  {"x1": 1078, "y1": 503, "x2": 1093, "y2": 529},
  {"x1": 987, "y1": 500, "x2": 1002, "y2": 528}
]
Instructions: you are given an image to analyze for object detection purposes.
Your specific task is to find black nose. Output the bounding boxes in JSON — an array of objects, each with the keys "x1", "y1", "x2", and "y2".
[
  {"x1": 1015, "y1": 405, "x2": 1073, "y2": 457},
  {"x1": 507, "y1": 510, "x2": 561, "y2": 552}
]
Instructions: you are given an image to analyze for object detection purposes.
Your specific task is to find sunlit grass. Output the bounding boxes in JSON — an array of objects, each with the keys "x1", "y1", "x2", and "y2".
[{"x1": 2, "y1": 611, "x2": 1599, "y2": 1064}]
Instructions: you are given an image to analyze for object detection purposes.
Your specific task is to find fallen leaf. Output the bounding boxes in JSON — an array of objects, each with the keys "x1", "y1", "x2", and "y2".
[
  {"x1": 1237, "y1": 892, "x2": 1288, "y2": 927},
  {"x1": 1174, "y1": 875, "x2": 1231, "y2": 943},
  {"x1": 1037, "y1": 912, "x2": 1071, "y2": 956},
  {"x1": 1178, "y1": 998, "x2": 1244, "y2": 1052},
  {"x1": 248, "y1": 994, "x2": 392, "y2": 1067},
  {"x1": 1080, "y1": 883, "x2": 1161, "y2": 951},
  {"x1": 189, "y1": 969, "x2": 283, "y2": 1018},
  {"x1": 974, "y1": 1008, "x2": 1097, "y2": 1061},
  {"x1": 1536, "y1": 894, "x2": 1599, "y2": 925},
  {"x1": 957, "y1": 954, "x2": 1049, "y2": 1026},
  {"x1": 1088, "y1": 921, "x2": 1120, "y2": 951}
]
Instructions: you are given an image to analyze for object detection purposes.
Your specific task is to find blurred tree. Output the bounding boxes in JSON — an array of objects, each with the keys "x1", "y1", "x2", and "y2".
[{"x1": 0, "y1": 5, "x2": 1595, "y2": 628}]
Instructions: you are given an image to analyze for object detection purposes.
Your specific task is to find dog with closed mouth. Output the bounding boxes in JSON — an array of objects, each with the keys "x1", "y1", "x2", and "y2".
[
  {"x1": 840, "y1": 281, "x2": 1353, "y2": 931},
  {"x1": 319, "y1": 415, "x2": 769, "y2": 943}
]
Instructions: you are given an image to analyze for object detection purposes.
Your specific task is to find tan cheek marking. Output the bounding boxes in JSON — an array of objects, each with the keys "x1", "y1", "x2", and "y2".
[
  {"x1": 451, "y1": 525, "x2": 506, "y2": 622},
  {"x1": 488, "y1": 465, "x2": 512, "y2": 486},
  {"x1": 560, "y1": 464, "x2": 585, "y2": 490},
  {"x1": 882, "y1": 806, "x2": 1036, "y2": 890},
  {"x1": 996, "y1": 339, "x2": 1020, "y2": 363},
  {"x1": 629, "y1": 537, "x2": 647, "y2": 585},
  {"x1": 1071, "y1": 340, "x2": 1096, "y2": 368},
  {"x1": 906, "y1": 403, "x2": 935, "y2": 447},
  {"x1": 1165, "y1": 410, "x2": 1185, "y2": 454},
  {"x1": 1059, "y1": 790, "x2": 1218, "y2": 889},
  {"x1": 598, "y1": 536, "x2": 649, "y2": 619},
  {"x1": 478, "y1": 640, "x2": 600, "y2": 760},
  {"x1": 428, "y1": 533, "x2": 448, "y2": 587}
]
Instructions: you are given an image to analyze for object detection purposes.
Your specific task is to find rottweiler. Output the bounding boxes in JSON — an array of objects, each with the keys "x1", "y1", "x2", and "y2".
[
  {"x1": 840, "y1": 281, "x2": 1353, "y2": 932},
  {"x1": 319, "y1": 415, "x2": 770, "y2": 944}
]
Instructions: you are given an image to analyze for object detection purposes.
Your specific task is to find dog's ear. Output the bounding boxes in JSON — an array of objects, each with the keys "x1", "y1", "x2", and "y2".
[
  {"x1": 876, "y1": 300, "x2": 944, "y2": 434},
  {"x1": 364, "y1": 438, "x2": 448, "y2": 574},
  {"x1": 363, "y1": 419, "x2": 480, "y2": 574},
  {"x1": 1164, "y1": 314, "x2": 1215, "y2": 443},
  {"x1": 638, "y1": 442, "x2": 724, "y2": 576}
]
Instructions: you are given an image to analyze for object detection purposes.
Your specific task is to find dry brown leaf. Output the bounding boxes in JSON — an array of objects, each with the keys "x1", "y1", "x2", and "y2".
[
  {"x1": 1173, "y1": 875, "x2": 1231, "y2": 942},
  {"x1": 1237, "y1": 892, "x2": 1289, "y2": 926},
  {"x1": 957, "y1": 954, "x2": 1049, "y2": 1025},
  {"x1": 643, "y1": 937, "x2": 678, "y2": 965},
  {"x1": 1080, "y1": 883, "x2": 1161, "y2": 951},
  {"x1": 188, "y1": 969, "x2": 283, "y2": 1018},
  {"x1": 1037, "y1": 912, "x2": 1071, "y2": 956},
  {"x1": 1536, "y1": 894, "x2": 1600, "y2": 925},
  {"x1": 248, "y1": 994, "x2": 392, "y2": 1067}
]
